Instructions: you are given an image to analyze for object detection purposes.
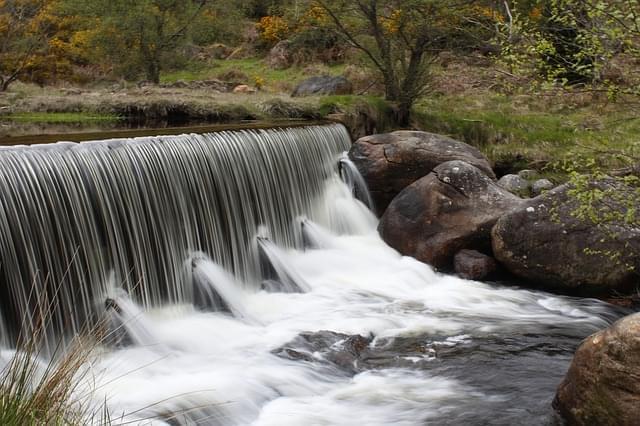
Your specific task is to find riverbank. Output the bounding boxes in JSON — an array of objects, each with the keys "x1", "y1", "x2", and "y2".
[{"x1": 2, "y1": 59, "x2": 638, "y2": 178}]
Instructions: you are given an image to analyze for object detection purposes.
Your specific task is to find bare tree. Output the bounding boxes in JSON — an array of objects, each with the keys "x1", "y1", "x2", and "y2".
[{"x1": 317, "y1": 0, "x2": 481, "y2": 125}]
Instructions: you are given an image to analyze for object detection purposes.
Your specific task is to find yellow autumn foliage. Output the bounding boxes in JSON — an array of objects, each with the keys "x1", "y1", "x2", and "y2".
[{"x1": 257, "y1": 15, "x2": 290, "y2": 44}]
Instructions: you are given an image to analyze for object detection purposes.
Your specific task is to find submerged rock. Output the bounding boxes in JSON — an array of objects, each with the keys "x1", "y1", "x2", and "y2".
[
  {"x1": 349, "y1": 131, "x2": 496, "y2": 215},
  {"x1": 492, "y1": 182, "x2": 640, "y2": 294},
  {"x1": 554, "y1": 313, "x2": 640, "y2": 425},
  {"x1": 273, "y1": 330, "x2": 373, "y2": 374},
  {"x1": 454, "y1": 250, "x2": 497, "y2": 280},
  {"x1": 291, "y1": 75, "x2": 353, "y2": 97},
  {"x1": 273, "y1": 330, "x2": 471, "y2": 373},
  {"x1": 378, "y1": 161, "x2": 525, "y2": 270}
]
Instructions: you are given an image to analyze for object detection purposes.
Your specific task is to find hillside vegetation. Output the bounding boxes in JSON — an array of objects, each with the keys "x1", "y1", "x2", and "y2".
[{"x1": 0, "y1": 0, "x2": 638, "y2": 178}]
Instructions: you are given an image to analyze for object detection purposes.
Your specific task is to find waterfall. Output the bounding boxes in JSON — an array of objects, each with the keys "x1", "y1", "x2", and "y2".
[
  {"x1": 0, "y1": 123, "x2": 623, "y2": 425},
  {"x1": 0, "y1": 124, "x2": 351, "y2": 342},
  {"x1": 338, "y1": 152, "x2": 374, "y2": 210}
]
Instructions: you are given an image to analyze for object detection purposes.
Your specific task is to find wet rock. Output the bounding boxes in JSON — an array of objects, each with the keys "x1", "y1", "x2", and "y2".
[
  {"x1": 498, "y1": 174, "x2": 530, "y2": 197},
  {"x1": 273, "y1": 330, "x2": 372, "y2": 374},
  {"x1": 531, "y1": 178, "x2": 554, "y2": 196},
  {"x1": 291, "y1": 75, "x2": 353, "y2": 97},
  {"x1": 454, "y1": 250, "x2": 497, "y2": 280},
  {"x1": 267, "y1": 40, "x2": 292, "y2": 70},
  {"x1": 274, "y1": 331, "x2": 453, "y2": 373},
  {"x1": 349, "y1": 131, "x2": 496, "y2": 215},
  {"x1": 492, "y1": 182, "x2": 640, "y2": 294},
  {"x1": 554, "y1": 313, "x2": 640, "y2": 425},
  {"x1": 379, "y1": 161, "x2": 526, "y2": 270}
]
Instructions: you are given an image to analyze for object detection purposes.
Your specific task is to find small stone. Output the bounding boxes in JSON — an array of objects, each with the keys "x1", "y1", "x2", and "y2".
[
  {"x1": 531, "y1": 179, "x2": 554, "y2": 196},
  {"x1": 453, "y1": 249, "x2": 497, "y2": 280},
  {"x1": 518, "y1": 169, "x2": 539, "y2": 180},
  {"x1": 233, "y1": 84, "x2": 256, "y2": 94},
  {"x1": 498, "y1": 174, "x2": 530, "y2": 197}
]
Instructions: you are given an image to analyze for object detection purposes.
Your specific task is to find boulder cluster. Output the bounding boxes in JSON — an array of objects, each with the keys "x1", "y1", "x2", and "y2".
[
  {"x1": 350, "y1": 130, "x2": 640, "y2": 425},
  {"x1": 349, "y1": 130, "x2": 640, "y2": 292}
]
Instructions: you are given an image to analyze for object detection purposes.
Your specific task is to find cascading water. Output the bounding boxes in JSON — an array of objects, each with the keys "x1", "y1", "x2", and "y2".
[
  {"x1": 0, "y1": 123, "x2": 628, "y2": 425},
  {"x1": 0, "y1": 124, "x2": 350, "y2": 341},
  {"x1": 338, "y1": 152, "x2": 374, "y2": 210}
]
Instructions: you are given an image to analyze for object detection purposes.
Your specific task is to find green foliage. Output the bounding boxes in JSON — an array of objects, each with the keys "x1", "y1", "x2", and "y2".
[
  {"x1": 498, "y1": 0, "x2": 640, "y2": 91},
  {"x1": 62, "y1": 0, "x2": 212, "y2": 83},
  {"x1": 563, "y1": 169, "x2": 640, "y2": 270}
]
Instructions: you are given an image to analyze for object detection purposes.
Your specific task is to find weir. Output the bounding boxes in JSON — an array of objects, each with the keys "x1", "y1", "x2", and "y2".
[
  {"x1": 0, "y1": 122, "x2": 623, "y2": 425},
  {"x1": 0, "y1": 124, "x2": 351, "y2": 342}
]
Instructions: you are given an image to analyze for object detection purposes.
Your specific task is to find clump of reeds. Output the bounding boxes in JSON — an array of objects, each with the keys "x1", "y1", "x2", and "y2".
[{"x1": 0, "y1": 285, "x2": 107, "y2": 425}]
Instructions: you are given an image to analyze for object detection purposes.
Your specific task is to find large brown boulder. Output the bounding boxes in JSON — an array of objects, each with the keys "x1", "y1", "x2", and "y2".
[
  {"x1": 349, "y1": 131, "x2": 496, "y2": 215},
  {"x1": 492, "y1": 182, "x2": 640, "y2": 294},
  {"x1": 554, "y1": 313, "x2": 640, "y2": 425},
  {"x1": 378, "y1": 161, "x2": 525, "y2": 270}
]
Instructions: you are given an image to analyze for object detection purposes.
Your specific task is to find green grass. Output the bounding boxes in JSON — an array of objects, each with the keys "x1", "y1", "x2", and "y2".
[
  {"x1": 4, "y1": 112, "x2": 120, "y2": 124},
  {"x1": 161, "y1": 58, "x2": 348, "y2": 91},
  {"x1": 413, "y1": 92, "x2": 640, "y2": 174},
  {"x1": 318, "y1": 95, "x2": 390, "y2": 115}
]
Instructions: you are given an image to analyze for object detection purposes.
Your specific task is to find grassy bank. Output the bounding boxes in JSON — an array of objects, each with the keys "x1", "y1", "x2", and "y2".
[
  {"x1": 414, "y1": 91, "x2": 640, "y2": 176},
  {"x1": 161, "y1": 58, "x2": 348, "y2": 92},
  {"x1": 5, "y1": 112, "x2": 120, "y2": 124},
  {"x1": 2, "y1": 58, "x2": 638, "y2": 180}
]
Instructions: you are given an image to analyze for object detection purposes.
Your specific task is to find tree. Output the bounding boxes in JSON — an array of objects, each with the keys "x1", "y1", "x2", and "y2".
[
  {"x1": 499, "y1": 0, "x2": 640, "y2": 89},
  {"x1": 316, "y1": 0, "x2": 497, "y2": 125},
  {"x1": 64, "y1": 0, "x2": 211, "y2": 83},
  {"x1": 0, "y1": 0, "x2": 51, "y2": 91}
]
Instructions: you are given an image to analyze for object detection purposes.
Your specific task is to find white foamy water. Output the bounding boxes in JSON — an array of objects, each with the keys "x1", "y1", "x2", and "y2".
[
  {"x1": 76, "y1": 178, "x2": 614, "y2": 425},
  {"x1": 0, "y1": 125, "x2": 621, "y2": 425}
]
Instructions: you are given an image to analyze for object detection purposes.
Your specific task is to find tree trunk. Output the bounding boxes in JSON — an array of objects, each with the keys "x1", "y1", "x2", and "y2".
[
  {"x1": 146, "y1": 60, "x2": 161, "y2": 85},
  {"x1": 0, "y1": 75, "x2": 14, "y2": 92},
  {"x1": 396, "y1": 100, "x2": 412, "y2": 128}
]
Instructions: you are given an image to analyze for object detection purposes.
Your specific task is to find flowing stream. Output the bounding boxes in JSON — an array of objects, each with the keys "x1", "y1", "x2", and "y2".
[{"x1": 0, "y1": 124, "x2": 624, "y2": 425}]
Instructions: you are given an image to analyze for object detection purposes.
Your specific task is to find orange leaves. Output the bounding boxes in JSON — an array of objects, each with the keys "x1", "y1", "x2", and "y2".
[
  {"x1": 0, "y1": 0, "x2": 85, "y2": 85},
  {"x1": 257, "y1": 15, "x2": 289, "y2": 44},
  {"x1": 529, "y1": 6, "x2": 543, "y2": 21},
  {"x1": 300, "y1": 4, "x2": 330, "y2": 28},
  {"x1": 380, "y1": 9, "x2": 402, "y2": 35}
]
